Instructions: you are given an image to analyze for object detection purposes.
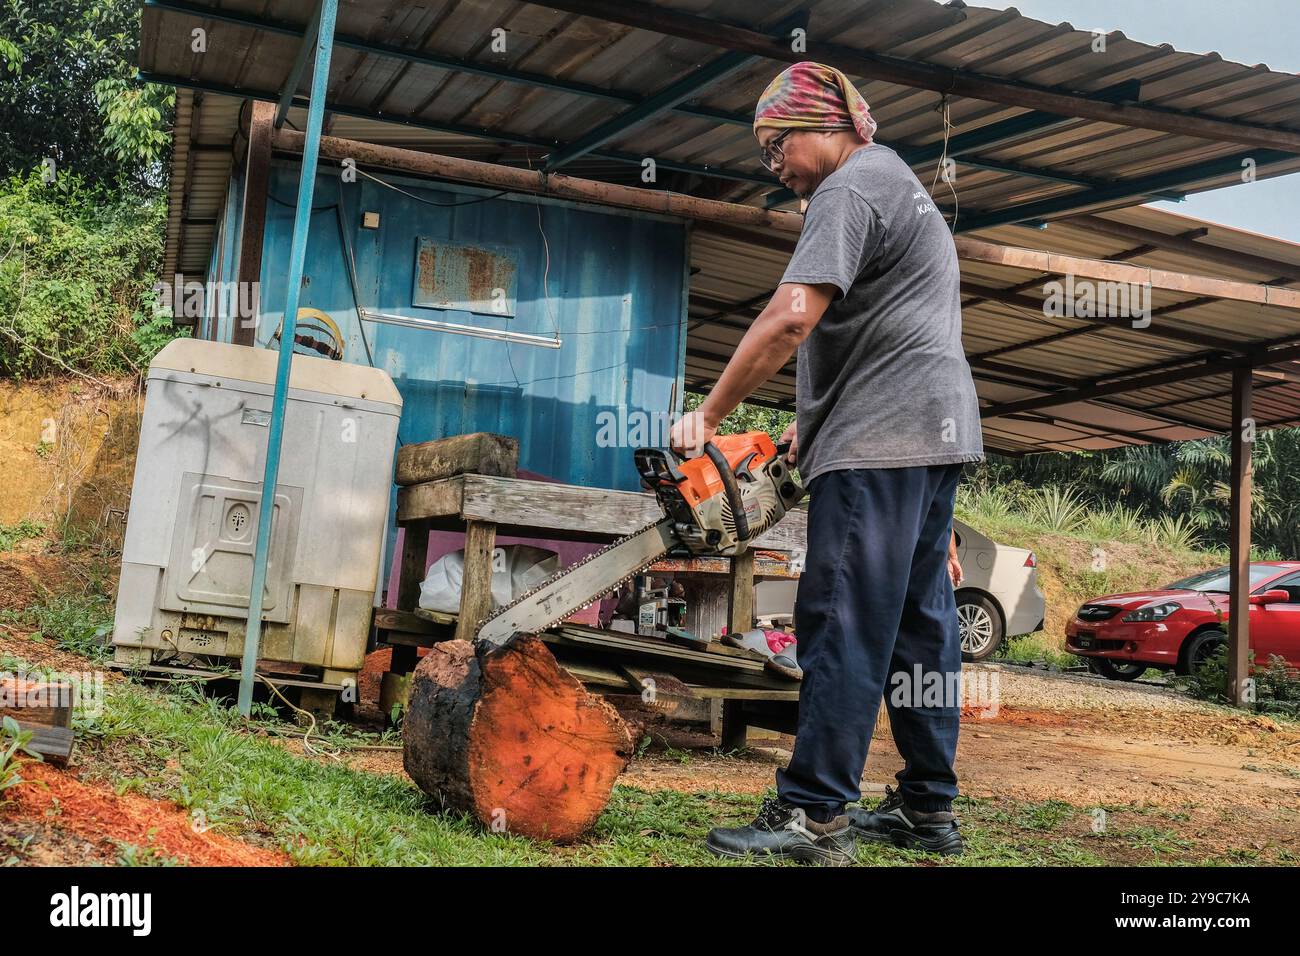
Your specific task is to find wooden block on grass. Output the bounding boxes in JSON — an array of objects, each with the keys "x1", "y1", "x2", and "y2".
[
  {"x1": 396, "y1": 432, "x2": 518, "y2": 486},
  {"x1": 0, "y1": 678, "x2": 74, "y2": 729},
  {"x1": 17, "y1": 722, "x2": 75, "y2": 766}
]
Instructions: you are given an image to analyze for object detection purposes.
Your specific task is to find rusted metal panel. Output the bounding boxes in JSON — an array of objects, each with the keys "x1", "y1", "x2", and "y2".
[{"x1": 412, "y1": 238, "x2": 518, "y2": 316}]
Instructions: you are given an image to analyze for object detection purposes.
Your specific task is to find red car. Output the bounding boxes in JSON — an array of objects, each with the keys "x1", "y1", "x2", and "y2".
[{"x1": 1066, "y1": 562, "x2": 1300, "y2": 681}]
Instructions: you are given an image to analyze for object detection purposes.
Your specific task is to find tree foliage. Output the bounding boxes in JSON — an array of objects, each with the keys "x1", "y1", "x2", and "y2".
[
  {"x1": 0, "y1": 170, "x2": 174, "y2": 378},
  {"x1": 0, "y1": 0, "x2": 173, "y2": 191},
  {"x1": 974, "y1": 432, "x2": 1300, "y2": 558}
]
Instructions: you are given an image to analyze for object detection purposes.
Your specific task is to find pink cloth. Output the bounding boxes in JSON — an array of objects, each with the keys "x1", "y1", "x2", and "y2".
[{"x1": 753, "y1": 60, "x2": 877, "y2": 142}]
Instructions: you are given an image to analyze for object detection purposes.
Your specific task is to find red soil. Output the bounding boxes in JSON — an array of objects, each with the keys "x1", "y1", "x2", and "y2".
[{"x1": 4, "y1": 761, "x2": 288, "y2": 866}]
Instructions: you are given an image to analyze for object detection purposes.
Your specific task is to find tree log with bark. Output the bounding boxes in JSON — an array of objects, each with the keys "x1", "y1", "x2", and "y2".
[{"x1": 403, "y1": 634, "x2": 632, "y2": 843}]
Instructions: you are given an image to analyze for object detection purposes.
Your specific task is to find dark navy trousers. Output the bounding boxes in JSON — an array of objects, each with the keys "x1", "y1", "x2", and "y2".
[{"x1": 776, "y1": 463, "x2": 963, "y2": 820}]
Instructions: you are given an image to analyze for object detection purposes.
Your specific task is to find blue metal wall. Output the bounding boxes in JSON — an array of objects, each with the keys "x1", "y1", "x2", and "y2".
[{"x1": 216, "y1": 161, "x2": 689, "y2": 491}]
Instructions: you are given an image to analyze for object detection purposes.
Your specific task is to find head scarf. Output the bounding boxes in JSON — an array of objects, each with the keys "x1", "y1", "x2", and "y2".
[{"x1": 753, "y1": 61, "x2": 877, "y2": 143}]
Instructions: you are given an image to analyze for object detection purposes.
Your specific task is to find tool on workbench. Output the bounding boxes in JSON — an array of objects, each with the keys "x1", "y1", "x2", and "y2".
[
  {"x1": 473, "y1": 432, "x2": 805, "y2": 645},
  {"x1": 633, "y1": 576, "x2": 687, "y2": 636}
]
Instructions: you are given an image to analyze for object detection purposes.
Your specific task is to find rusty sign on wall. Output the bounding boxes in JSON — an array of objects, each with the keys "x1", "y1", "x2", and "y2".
[{"x1": 412, "y1": 237, "x2": 519, "y2": 317}]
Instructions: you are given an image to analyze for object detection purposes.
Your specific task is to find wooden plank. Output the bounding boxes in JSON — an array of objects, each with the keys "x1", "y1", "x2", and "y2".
[
  {"x1": 13, "y1": 721, "x2": 74, "y2": 766},
  {"x1": 412, "y1": 607, "x2": 458, "y2": 627},
  {"x1": 1068, "y1": 215, "x2": 1300, "y2": 283},
  {"x1": 719, "y1": 699, "x2": 747, "y2": 749},
  {"x1": 651, "y1": 554, "x2": 800, "y2": 578},
  {"x1": 548, "y1": 624, "x2": 767, "y2": 673},
  {"x1": 395, "y1": 432, "x2": 519, "y2": 486},
  {"x1": 373, "y1": 607, "x2": 437, "y2": 635},
  {"x1": 704, "y1": 640, "x2": 768, "y2": 662},
  {"x1": 690, "y1": 685, "x2": 800, "y2": 702},
  {"x1": 453, "y1": 520, "x2": 497, "y2": 643},
  {"x1": 727, "y1": 550, "x2": 756, "y2": 637},
  {"x1": 619, "y1": 666, "x2": 698, "y2": 700},
  {"x1": 397, "y1": 521, "x2": 430, "y2": 613},
  {"x1": 384, "y1": 629, "x2": 447, "y2": 650},
  {"x1": 456, "y1": 474, "x2": 807, "y2": 551},
  {"x1": 105, "y1": 662, "x2": 350, "y2": 691},
  {"x1": 232, "y1": 100, "x2": 273, "y2": 347},
  {"x1": 560, "y1": 661, "x2": 638, "y2": 691},
  {"x1": 283, "y1": 130, "x2": 801, "y2": 234},
  {"x1": 396, "y1": 478, "x2": 465, "y2": 524}
]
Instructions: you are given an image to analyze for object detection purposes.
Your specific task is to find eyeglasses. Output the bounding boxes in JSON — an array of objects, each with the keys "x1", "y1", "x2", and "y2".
[{"x1": 759, "y1": 129, "x2": 794, "y2": 171}]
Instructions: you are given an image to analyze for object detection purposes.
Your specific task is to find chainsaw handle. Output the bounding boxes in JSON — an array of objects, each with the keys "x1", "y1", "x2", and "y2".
[{"x1": 702, "y1": 441, "x2": 751, "y2": 544}]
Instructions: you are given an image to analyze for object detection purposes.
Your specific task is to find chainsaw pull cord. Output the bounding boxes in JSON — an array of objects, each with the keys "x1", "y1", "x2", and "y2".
[{"x1": 703, "y1": 441, "x2": 751, "y2": 544}]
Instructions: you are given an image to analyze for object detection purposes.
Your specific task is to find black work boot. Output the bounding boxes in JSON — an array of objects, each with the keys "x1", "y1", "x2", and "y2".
[
  {"x1": 847, "y1": 786, "x2": 963, "y2": 856},
  {"x1": 706, "y1": 796, "x2": 857, "y2": 865}
]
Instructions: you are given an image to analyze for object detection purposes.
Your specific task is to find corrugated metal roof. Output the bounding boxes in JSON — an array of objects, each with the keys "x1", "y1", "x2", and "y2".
[
  {"x1": 142, "y1": 0, "x2": 1300, "y2": 456},
  {"x1": 144, "y1": 0, "x2": 1300, "y2": 265},
  {"x1": 685, "y1": 204, "x2": 1300, "y2": 454}
]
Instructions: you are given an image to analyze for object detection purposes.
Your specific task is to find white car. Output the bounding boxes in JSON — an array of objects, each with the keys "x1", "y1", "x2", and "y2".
[
  {"x1": 753, "y1": 519, "x2": 1045, "y2": 662},
  {"x1": 951, "y1": 519, "x2": 1045, "y2": 661}
]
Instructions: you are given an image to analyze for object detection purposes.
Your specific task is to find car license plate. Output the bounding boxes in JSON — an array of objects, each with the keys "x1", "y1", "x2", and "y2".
[{"x1": 1076, "y1": 635, "x2": 1095, "y2": 649}]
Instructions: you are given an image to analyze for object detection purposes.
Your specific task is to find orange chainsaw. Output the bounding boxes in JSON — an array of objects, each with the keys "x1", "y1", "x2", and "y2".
[{"x1": 474, "y1": 432, "x2": 805, "y2": 645}]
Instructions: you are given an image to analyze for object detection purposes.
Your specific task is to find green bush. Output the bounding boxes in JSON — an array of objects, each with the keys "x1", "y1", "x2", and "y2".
[
  {"x1": 1183, "y1": 644, "x2": 1300, "y2": 717},
  {"x1": 0, "y1": 171, "x2": 177, "y2": 378}
]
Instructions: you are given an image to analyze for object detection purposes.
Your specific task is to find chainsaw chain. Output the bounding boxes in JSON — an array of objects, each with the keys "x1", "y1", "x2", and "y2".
[{"x1": 472, "y1": 517, "x2": 672, "y2": 639}]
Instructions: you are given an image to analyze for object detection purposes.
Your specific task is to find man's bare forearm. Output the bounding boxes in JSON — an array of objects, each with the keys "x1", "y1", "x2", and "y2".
[
  {"x1": 698, "y1": 315, "x2": 802, "y2": 425},
  {"x1": 696, "y1": 284, "x2": 831, "y2": 426}
]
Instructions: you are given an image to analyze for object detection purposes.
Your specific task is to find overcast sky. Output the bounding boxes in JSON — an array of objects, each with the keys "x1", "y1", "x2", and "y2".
[{"x1": 992, "y1": 0, "x2": 1300, "y2": 242}]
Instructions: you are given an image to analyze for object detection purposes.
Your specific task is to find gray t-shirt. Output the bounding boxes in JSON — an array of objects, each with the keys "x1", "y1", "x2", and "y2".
[{"x1": 780, "y1": 143, "x2": 984, "y2": 481}]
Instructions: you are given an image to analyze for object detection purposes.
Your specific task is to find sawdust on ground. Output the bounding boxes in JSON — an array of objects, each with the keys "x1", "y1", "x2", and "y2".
[{"x1": 1, "y1": 761, "x2": 288, "y2": 866}]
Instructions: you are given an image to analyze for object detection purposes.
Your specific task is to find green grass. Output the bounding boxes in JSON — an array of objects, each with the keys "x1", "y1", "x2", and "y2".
[
  {"x1": 997, "y1": 633, "x2": 1084, "y2": 670},
  {"x1": 955, "y1": 484, "x2": 1216, "y2": 562},
  {"x1": 0, "y1": 521, "x2": 44, "y2": 552},
  {"x1": 0, "y1": 661, "x2": 1259, "y2": 866},
  {"x1": 0, "y1": 592, "x2": 114, "y2": 662}
]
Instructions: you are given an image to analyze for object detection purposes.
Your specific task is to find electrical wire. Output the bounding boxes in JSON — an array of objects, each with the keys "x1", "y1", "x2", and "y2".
[
  {"x1": 267, "y1": 192, "x2": 338, "y2": 212},
  {"x1": 930, "y1": 94, "x2": 959, "y2": 232},
  {"x1": 353, "y1": 165, "x2": 510, "y2": 207}
]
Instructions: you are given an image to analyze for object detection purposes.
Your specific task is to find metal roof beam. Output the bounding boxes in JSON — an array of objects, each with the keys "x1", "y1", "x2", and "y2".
[
  {"x1": 955, "y1": 150, "x2": 1296, "y2": 232},
  {"x1": 544, "y1": 11, "x2": 807, "y2": 171},
  {"x1": 526, "y1": 0, "x2": 1300, "y2": 154},
  {"x1": 980, "y1": 336, "x2": 1300, "y2": 418},
  {"x1": 958, "y1": 281, "x2": 1252, "y2": 352},
  {"x1": 759, "y1": 95, "x2": 1169, "y2": 208},
  {"x1": 953, "y1": 156, "x2": 1183, "y2": 201},
  {"x1": 274, "y1": 0, "x2": 320, "y2": 129},
  {"x1": 147, "y1": 3, "x2": 1208, "y2": 203},
  {"x1": 137, "y1": 72, "x2": 778, "y2": 187}
]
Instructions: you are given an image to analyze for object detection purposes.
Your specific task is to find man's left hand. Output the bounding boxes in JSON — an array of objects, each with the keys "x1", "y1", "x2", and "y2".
[
  {"x1": 948, "y1": 554, "x2": 964, "y2": 587},
  {"x1": 669, "y1": 410, "x2": 717, "y2": 458}
]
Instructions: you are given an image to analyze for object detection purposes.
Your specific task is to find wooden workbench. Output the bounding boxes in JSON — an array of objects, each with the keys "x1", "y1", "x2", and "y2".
[{"x1": 383, "y1": 472, "x2": 809, "y2": 747}]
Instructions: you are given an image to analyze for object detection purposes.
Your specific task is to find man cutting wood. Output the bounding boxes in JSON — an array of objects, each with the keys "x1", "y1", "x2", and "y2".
[{"x1": 669, "y1": 61, "x2": 984, "y2": 864}]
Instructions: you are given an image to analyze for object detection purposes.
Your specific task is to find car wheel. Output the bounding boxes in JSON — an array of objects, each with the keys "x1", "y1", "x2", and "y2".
[
  {"x1": 1178, "y1": 628, "x2": 1226, "y2": 676},
  {"x1": 1091, "y1": 657, "x2": 1146, "y2": 681},
  {"x1": 957, "y1": 592, "x2": 1004, "y2": 662}
]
